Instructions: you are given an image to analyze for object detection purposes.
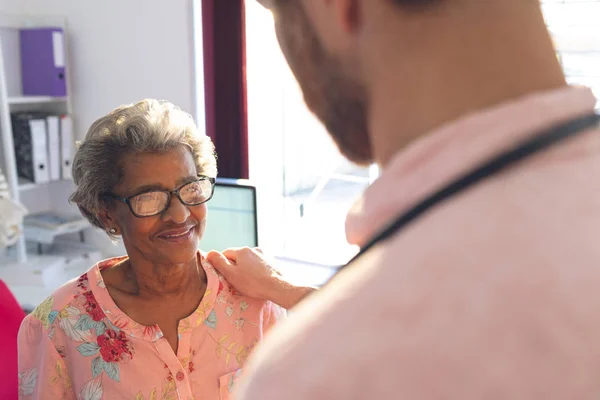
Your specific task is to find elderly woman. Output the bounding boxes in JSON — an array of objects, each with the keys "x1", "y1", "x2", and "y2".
[{"x1": 17, "y1": 100, "x2": 286, "y2": 400}]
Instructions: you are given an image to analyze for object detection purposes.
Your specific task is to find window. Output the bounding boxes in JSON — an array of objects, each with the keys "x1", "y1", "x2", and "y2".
[
  {"x1": 245, "y1": 3, "x2": 373, "y2": 266},
  {"x1": 542, "y1": 0, "x2": 600, "y2": 107}
]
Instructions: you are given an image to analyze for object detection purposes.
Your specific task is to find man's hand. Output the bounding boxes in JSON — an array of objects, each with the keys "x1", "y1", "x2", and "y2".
[
  {"x1": 206, "y1": 248, "x2": 316, "y2": 309},
  {"x1": 206, "y1": 247, "x2": 280, "y2": 300}
]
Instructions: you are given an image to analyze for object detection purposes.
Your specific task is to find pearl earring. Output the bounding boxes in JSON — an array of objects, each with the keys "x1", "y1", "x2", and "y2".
[{"x1": 108, "y1": 228, "x2": 117, "y2": 235}]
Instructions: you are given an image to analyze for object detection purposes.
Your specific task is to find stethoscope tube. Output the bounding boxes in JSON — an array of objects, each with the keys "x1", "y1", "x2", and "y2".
[{"x1": 335, "y1": 112, "x2": 600, "y2": 278}]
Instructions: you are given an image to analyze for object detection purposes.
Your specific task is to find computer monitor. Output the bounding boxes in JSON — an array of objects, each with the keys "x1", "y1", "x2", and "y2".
[{"x1": 199, "y1": 178, "x2": 258, "y2": 252}]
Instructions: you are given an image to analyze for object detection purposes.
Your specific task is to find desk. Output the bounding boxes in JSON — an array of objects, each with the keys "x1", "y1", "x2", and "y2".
[{"x1": 5, "y1": 263, "x2": 90, "y2": 311}]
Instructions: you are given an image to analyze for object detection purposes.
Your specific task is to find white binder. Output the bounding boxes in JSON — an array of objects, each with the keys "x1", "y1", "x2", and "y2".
[
  {"x1": 60, "y1": 115, "x2": 73, "y2": 180},
  {"x1": 29, "y1": 119, "x2": 50, "y2": 184},
  {"x1": 46, "y1": 115, "x2": 61, "y2": 181}
]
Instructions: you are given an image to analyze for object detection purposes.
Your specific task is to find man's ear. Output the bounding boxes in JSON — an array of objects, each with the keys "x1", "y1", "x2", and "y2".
[
  {"x1": 333, "y1": 0, "x2": 361, "y2": 34},
  {"x1": 304, "y1": 0, "x2": 359, "y2": 48}
]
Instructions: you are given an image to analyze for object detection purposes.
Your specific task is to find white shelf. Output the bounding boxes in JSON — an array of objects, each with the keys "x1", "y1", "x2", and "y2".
[
  {"x1": 8, "y1": 95, "x2": 67, "y2": 105},
  {"x1": 24, "y1": 219, "x2": 89, "y2": 245},
  {"x1": 18, "y1": 178, "x2": 37, "y2": 191},
  {"x1": 18, "y1": 177, "x2": 71, "y2": 191}
]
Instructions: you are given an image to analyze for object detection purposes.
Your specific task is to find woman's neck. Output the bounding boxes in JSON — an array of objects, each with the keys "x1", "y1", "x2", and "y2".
[{"x1": 115, "y1": 254, "x2": 205, "y2": 299}]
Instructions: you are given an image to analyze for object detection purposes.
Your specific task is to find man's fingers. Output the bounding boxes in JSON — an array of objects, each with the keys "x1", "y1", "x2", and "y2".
[
  {"x1": 222, "y1": 248, "x2": 241, "y2": 262},
  {"x1": 207, "y1": 251, "x2": 234, "y2": 273},
  {"x1": 223, "y1": 247, "x2": 262, "y2": 261}
]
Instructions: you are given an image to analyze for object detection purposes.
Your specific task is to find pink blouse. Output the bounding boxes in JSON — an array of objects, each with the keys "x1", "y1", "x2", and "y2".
[{"x1": 17, "y1": 252, "x2": 284, "y2": 400}]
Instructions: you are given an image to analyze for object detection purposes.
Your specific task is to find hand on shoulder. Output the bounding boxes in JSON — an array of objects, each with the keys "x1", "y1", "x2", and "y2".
[{"x1": 206, "y1": 248, "x2": 316, "y2": 309}]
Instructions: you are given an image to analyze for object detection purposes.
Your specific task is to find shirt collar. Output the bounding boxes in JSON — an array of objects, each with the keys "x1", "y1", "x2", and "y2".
[
  {"x1": 346, "y1": 85, "x2": 598, "y2": 247},
  {"x1": 85, "y1": 251, "x2": 218, "y2": 341}
]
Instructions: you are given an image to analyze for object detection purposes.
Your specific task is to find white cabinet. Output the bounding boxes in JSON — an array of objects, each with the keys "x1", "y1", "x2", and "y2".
[{"x1": 0, "y1": 14, "x2": 87, "y2": 274}]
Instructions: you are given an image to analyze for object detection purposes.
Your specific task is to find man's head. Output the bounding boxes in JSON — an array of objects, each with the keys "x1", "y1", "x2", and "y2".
[
  {"x1": 258, "y1": 0, "x2": 559, "y2": 166},
  {"x1": 259, "y1": 0, "x2": 438, "y2": 165}
]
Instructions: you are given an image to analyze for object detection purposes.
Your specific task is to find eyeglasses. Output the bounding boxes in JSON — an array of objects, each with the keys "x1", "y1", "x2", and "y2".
[{"x1": 104, "y1": 176, "x2": 215, "y2": 218}]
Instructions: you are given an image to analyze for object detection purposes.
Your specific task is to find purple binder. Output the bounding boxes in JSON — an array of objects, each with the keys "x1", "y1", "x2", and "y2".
[{"x1": 20, "y1": 28, "x2": 67, "y2": 97}]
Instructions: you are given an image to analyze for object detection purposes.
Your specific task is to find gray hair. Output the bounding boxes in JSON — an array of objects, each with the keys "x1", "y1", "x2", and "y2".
[{"x1": 70, "y1": 99, "x2": 217, "y2": 233}]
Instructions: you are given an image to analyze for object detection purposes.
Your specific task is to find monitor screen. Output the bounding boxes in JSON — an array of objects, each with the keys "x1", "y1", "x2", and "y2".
[{"x1": 199, "y1": 178, "x2": 258, "y2": 252}]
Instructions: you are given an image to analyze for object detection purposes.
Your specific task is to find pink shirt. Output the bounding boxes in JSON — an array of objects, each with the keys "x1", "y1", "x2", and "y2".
[
  {"x1": 237, "y1": 86, "x2": 600, "y2": 398},
  {"x1": 18, "y1": 252, "x2": 284, "y2": 400}
]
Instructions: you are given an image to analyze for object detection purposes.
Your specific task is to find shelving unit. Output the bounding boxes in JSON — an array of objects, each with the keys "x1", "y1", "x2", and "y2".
[
  {"x1": 17, "y1": 177, "x2": 38, "y2": 192},
  {"x1": 0, "y1": 14, "x2": 87, "y2": 272},
  {"x1": 8, "y1": 96, "x2": 68, "y2": 105}
]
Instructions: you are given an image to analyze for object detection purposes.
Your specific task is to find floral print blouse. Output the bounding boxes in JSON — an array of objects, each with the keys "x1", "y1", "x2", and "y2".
[{"x1": 17, "y1": 252, "x2": 285, "y2": 400}]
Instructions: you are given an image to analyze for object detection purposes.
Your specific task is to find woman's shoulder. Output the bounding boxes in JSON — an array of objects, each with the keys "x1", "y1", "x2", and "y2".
[
  {"x1": 211, "y1": 278, "x2": 283, "y2": 336},
  {"x1": 200, "y1": 251, "x2": 284, "y2": 312},
  {"x1": 200, "y1": 253, "x2": 264, "y2": 304},
  {"x1": 21, "y1": 257, "x2": 118, "y2": 337},
  {"x1": 210, "y1": 269, "x2": 285, "y2": 329}
]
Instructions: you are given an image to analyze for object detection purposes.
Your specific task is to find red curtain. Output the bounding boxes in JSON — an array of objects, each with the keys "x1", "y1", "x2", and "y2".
[{"x1": 202, "y1": 0, "x2": 249, "y2": 179}]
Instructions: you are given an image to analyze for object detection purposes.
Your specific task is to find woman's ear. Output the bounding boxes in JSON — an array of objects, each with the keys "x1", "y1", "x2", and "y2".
[{"x1": 97, "y1": 209, "x2": 117, "y2": 233}]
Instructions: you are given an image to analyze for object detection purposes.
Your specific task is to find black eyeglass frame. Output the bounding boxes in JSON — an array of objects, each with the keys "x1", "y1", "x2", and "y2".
[{"x1": 103, "y1": 176, "x2": 216, "y2": 218}]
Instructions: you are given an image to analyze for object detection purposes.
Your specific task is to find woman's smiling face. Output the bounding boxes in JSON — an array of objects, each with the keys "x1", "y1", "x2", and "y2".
[{"x1": 105, "y1": 146, "x2": 208, "y2": 265}]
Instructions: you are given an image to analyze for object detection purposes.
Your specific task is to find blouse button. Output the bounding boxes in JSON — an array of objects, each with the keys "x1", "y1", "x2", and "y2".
[{"x1": 176, "y1": 371, "x2": 185, "y2": 381}]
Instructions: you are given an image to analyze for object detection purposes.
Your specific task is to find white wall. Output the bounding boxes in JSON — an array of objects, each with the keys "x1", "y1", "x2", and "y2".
[{"x1": 0, "y1": 0, "x2": 197, "y2": 141}]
